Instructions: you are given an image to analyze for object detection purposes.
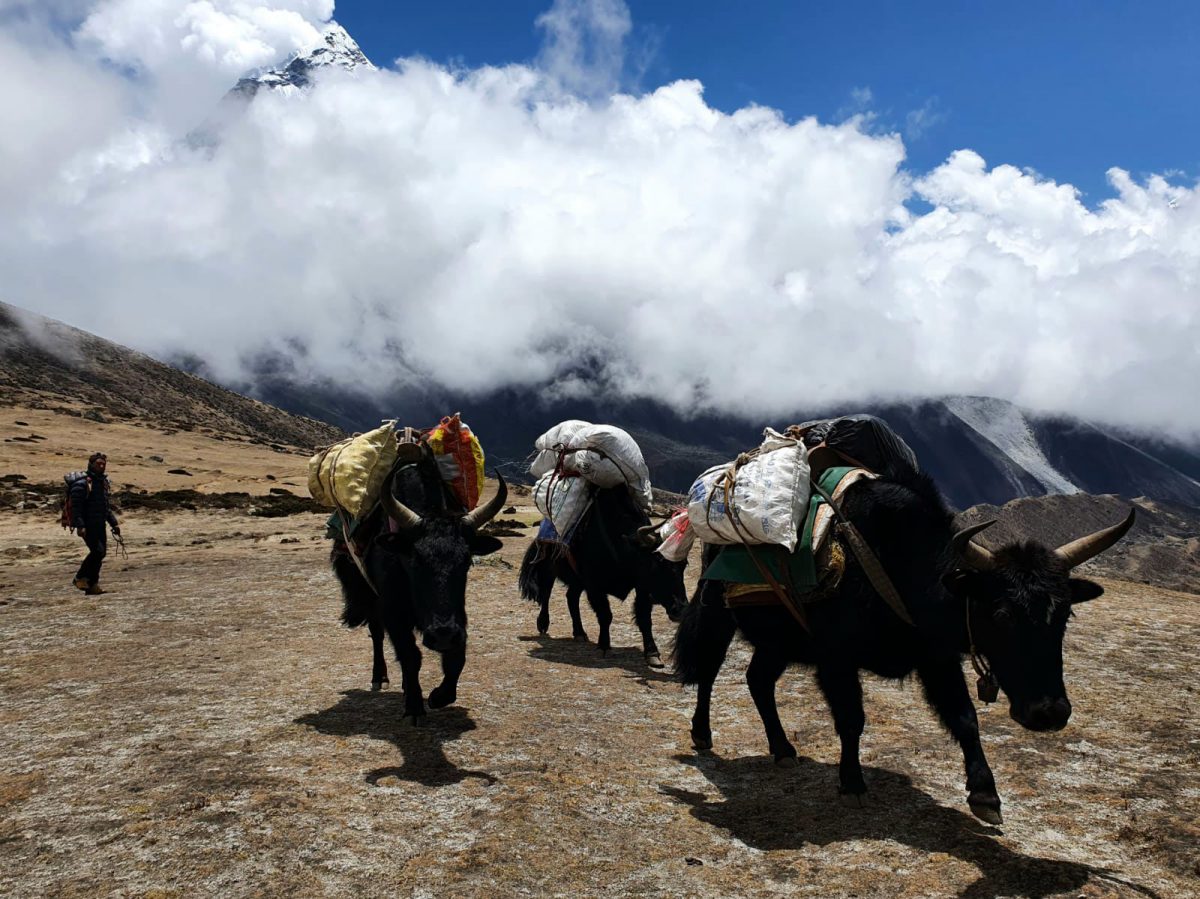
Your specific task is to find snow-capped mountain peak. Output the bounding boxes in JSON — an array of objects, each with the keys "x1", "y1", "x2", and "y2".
[{"x1": 232, "y1": 22, "x2": 375, "y2": 100}]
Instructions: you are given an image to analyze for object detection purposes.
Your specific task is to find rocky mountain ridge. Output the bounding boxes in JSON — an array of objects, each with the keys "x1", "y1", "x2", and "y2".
[
  {"x1": 0, "y1": 302, "x2": 342, "y2": 451},
  {"x1": 957, "y1": 492, "x2": 1200, "y2": 595}
]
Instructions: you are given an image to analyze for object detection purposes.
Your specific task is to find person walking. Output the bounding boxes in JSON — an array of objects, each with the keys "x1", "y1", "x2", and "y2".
[{"x1": 71, "y1": 452, "x2": 121, "y2": 595}]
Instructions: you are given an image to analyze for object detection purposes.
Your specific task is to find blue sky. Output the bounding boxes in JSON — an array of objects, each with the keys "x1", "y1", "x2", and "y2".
[{"x1": 334, "y1": 0, "x2": 1200, "y2": 204}]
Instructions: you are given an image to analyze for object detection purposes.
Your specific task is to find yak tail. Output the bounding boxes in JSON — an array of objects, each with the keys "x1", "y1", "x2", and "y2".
[
  {"x1": 671, "y1": 579, "x2": 738, "y2": 686},
  {"x1": 518, "y1": 540, "x2": 555, "y2": 603}
]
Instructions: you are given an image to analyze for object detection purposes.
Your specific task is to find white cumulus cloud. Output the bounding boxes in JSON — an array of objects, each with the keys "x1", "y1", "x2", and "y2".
[
  {"x1": 0, "y1": 27, "x2": 128, "y2": 205},
  {"x1": 536, "y1": 0, "x2": 631, "y2": 97},
  {"x1": 0, "y1": 0, "x2": 1197, "y2": 441},
  {"x1": 76, "y1": 0, "x2": 332, "y2": 127}
]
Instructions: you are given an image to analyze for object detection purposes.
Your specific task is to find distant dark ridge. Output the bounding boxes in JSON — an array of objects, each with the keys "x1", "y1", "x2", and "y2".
[
  {"x1": 0, "y1": 302, "x2": 343, "y2": 451},
  {"x1": 252, "y1": 374, "x2": 1200, "y2": 511}
]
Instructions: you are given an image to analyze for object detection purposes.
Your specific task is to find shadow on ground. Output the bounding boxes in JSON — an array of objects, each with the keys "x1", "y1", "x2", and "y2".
[
  {"x1": 296, "y1": 689, "x2": 497, "y2": 787},
  {"x1": 520, "y1": 633, "x2": 675, "y2": 686},
  {"x1": 663, "y1": 752, "x2": 1159, "y2": 899}
]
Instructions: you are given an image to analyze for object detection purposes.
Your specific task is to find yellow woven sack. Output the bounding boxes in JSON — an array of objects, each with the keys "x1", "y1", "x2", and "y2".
[{"x1": 307, "y1": 421, "x2": 399, "y2": 518}]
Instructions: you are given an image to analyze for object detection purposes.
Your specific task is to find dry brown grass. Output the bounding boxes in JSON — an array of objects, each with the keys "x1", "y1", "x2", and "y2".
[
  {"x1": 1, "y1": 404, "x2": 316, "y2": 496},
  {"x1": 2, "y1": 407, "x2": 1198, "y2": 898}
]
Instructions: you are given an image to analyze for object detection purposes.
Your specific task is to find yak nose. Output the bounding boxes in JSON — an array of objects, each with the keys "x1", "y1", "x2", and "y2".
[
  {"x1": 423, "y1": 621, "x2": 465, "y2": 651},
  {"x1": 1016, "y1": 697, "x2": 1072, "y2": 732}
]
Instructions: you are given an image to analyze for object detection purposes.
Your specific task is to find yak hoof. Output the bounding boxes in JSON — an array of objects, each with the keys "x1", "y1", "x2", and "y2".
[
  {"x1": 428, "y1": 686, "x2": 456, "y2": 710},
  {"x1": 404, "y1": 713, "x2": 426, "y2": 727},
  {"x1": 645, "y1": 652, "x2": 665, "y2": 669},
  {"x1": 839, "y1": 790, "x2": 867, "y2": 808},
  {"x1": 775, "y1": 755, "x2": 799, "y2": 769},
  {"x1": 370, "y1": 681, "x2": 385, "y2": 692},
  {"x1": 691, "y1": 733, "x2": 713, "y2": 752},
  {"x1": 969, "y1": 800, "x2": 1003, "y2": 825},
  {"x1": 573, "y1": 632, "x2": 589, "y2": 643}
]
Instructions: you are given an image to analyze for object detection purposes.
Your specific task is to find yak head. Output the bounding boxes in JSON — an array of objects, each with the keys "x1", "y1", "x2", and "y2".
[
  {"x1": 374, "y1": 471, "x2": 507, "y2": 652},
  {"x1": 631, "y1": 523, "x2": 689, "y2": 622},
  {"x1": 942, "y1": 509, "x2": 1135, "y2": 732}
]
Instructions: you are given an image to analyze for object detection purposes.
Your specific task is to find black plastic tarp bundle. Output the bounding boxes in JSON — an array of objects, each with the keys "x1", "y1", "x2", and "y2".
[{"x1": 793, "y1": 413, "x2": 919, "y2": 475}]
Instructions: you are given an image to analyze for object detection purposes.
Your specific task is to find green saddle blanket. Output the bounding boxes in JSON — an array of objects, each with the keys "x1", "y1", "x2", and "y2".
[
  {"x1": 701, "y1": 466, "x2": 856, "y2": 587},
  {"x1": 325, "y1": 508, "x2": 367, "y2": 542}
]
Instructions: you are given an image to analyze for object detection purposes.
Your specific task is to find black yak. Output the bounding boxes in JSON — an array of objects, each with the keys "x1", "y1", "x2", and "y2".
[
  {"x1": 673, "y1": 464, "x2": 1135, "y2": 823},
  {"x1": 519, "y1": 486, "x2": 688, "y2": 667},
  {"x1": 333, "y1": 449, "x2": 507, "y2": 723}
]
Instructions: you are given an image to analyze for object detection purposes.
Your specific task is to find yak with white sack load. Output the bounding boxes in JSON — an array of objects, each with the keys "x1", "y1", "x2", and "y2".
[
  {"x1": 686, "y1": 428, "x2": 810, "y2": 553},
  {"x1": 519, "y1": 420, "x2": 686, "y2": 668}
]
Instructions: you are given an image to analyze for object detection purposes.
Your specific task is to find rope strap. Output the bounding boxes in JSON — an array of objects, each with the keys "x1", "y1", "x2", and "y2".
[
  {"x1": 807, "y1": 474, "x2": 915, "y2": 627},
  {"x1": 965, "y1": 594, "x2": 998, "y2": 702},
  {"x1": 714, "y1": 455, "x2": 810, "y2": 631},
  {"x1": 339, "y1": 507, "x2": 379, "y2": 596}
]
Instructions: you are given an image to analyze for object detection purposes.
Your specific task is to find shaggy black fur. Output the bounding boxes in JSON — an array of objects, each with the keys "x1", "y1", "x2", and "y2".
[
  {"x1": 518, "y1": 486, "x2": 687, "y2": 663},
  {"x1": 672, "y1": 465, "x2": 1117, "y2": 825},
  {"x1": 332, "y1": 457, "x2": 503, "y2": 722}
]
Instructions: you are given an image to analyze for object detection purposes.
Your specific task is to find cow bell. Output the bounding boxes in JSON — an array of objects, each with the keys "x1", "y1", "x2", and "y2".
[{"x1": 976, "y1": 674, "x2": 1000, "y2": 704}]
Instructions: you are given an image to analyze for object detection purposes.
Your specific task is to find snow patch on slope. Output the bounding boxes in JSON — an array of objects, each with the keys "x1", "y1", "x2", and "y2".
[{"x1": 944, "y1": 396, "x2": 1080, "y2": 495}]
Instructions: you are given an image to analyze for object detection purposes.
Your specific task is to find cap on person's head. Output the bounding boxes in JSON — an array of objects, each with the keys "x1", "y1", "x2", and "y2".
[{"x1": 88, "y1": 452, "x2": 107, "y2": 467}]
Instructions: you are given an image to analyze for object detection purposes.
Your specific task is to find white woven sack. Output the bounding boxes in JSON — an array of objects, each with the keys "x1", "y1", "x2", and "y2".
[
  {"x1": 533, "y1": 472, "x2": 592, "y2": 536},
  {"x1": 655, "y1": 509, "x2": 696, "y2": 563},
  {"x1": 686, "y1": 428, "x2": 810, "y2": 552},
  {"x1": 530, "y1": 420, "x2": 593, "y2": 477},
  {"x1": 565, "y1": 424, "x2": 652, "y2": 507}
]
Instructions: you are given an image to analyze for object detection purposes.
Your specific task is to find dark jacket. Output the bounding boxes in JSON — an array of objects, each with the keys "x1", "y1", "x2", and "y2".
[{"x1": 70, "y1": 471, "x2": 119, "y2": 532}]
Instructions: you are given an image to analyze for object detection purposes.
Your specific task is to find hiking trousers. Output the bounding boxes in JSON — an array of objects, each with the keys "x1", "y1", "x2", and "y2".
[{"x1": 76, "y1": 530, "x2": 107, "y2": 587}]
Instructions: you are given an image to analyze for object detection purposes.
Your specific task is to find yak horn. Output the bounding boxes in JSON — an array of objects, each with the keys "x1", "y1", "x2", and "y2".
[
  {"x1": 952, "y1": 520, "x2": 998, "y2": 571},
  {"x1": 463, "y1": 474, "x2": 508, "y2": 530},
  {"x1": 1054, "y1": 507, "x2": 1136, "y2": 569},
  {"x1": 636, "y1": 523, "x2": 663, "y2": 548},
  {"x1": 382, "y1": 475, "x2": 424, "y2": 532}
]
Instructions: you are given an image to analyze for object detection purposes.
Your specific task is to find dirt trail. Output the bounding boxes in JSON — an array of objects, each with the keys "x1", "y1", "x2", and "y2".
[
  {"x1": 1, "y1": 493, "x2": 1197, "y2": 897},
  {"x1": 2, "y1": 402, "x2": 1197, "y2": 897}
]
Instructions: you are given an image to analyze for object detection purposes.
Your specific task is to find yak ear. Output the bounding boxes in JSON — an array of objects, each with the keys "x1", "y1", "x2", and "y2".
[
  {"x1": 941, "y1": 568, "x2": 981, "y2": 597},
  {"x1": 1068, "y1": 578, "x2": 1104, "y2": 604},
  {"x1": 469, "y1": 534, "x2": 504, "y2": 557}
]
